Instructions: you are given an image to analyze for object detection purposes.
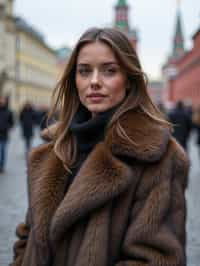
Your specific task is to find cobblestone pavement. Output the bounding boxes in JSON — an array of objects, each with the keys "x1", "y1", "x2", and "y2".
[{"x1": 0, "y1": 127, "x2": 199, "y2": 265}]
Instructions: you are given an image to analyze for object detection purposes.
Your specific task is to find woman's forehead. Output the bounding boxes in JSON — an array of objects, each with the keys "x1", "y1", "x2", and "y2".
[{"x1": 77, "y1": 42, "x2": 118, "y2": 65}]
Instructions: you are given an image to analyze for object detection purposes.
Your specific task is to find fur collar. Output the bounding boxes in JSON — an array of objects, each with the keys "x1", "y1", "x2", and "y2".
[
  {"x1": 28, "y1": 109, "x2": 170, "y2": 254},
  {"x1": 41, "y1": 109, "x2": 170, "y2": 163},
  {"x1": 105, "y1": 110, "x2": 170, "y2": 162}
]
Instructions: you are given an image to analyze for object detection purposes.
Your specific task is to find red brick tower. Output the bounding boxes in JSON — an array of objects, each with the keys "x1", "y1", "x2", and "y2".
[
  {"x1": 163, "y1": 1, "x2": 200, "y2": 107},
  {"x1": 162, "y1": 1, "x2": 186, "y2": 103},
  {"x1": 114, "y1": 0, "x2": 138, "y2": 50}
]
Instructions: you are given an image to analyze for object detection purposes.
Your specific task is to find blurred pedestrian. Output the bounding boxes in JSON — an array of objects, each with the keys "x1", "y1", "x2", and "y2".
[
  {"x1": 168, "y1": 100, "x2": 192, "y2": 151},
  {"x1": 19, "y1": 102, "x2": 36, "y2": 153},
  {"x1": 192, "y1": 106, "x2": 200, "y2": 157},
  {"x1": 10, "y1": 28, "x2": 189, "y2": 266},
  {"x1": 0, "y1": 95, "x2": 14, "y2": 173},
  {"x1": 184, "y1": 98, "x2": 194, "y2": 140},
  {"x1": 34, "y1": 105, "x2": 49, "y2": 130}
]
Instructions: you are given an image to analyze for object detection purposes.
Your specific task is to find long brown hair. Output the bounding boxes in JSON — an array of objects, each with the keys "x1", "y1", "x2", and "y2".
[{"x1": 48, "y1": 27, "x2": 171, "y2": 171}]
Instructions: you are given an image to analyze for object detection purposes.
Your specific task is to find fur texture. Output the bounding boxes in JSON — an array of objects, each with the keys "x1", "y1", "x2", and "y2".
[{"x1": 10, "y1": 109, "x2": 189, "y2": 266}]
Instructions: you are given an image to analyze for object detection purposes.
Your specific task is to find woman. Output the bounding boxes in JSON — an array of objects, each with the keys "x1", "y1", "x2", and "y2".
[{"x1": 11, "y1": 28, "x2": 189, "y2": 266}]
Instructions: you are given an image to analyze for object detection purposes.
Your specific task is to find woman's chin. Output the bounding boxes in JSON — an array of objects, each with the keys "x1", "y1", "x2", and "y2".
[{"x1": 86, "y1": 104, "x2": 110, "y2": 114}]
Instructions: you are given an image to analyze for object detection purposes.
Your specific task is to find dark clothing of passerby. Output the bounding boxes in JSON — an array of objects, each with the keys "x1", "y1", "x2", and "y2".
[
  {"x1": 0, "y1": 140, "x2": 7, "y2": 172},
  {"x1": 19, "y1": 105, "x2": 36, "y2": 152},
  {"x1": 0, "y1": 105, "x2": 14, "y2": 172},
  {"x1": 195, "y1": 126, "x2": 200, "y2": 151},
  {"x1": 185, "y1": 105, "x2": 194, "y2": 140},
  {"x1": 168, "y1": 103, "x2": 192, "y2": 150},
  {"x1": 37, "y1": 110, "x2": 48, "y2": 130},
  {"x1": 35, "y1": 108, "x2": 58, "y2": 132},
  {"x1": 192, "y1": 109, "x2": 200, "y2": 156},
  {"x1": 0, "y1": 106, "x2": 14, "y2": 140}
]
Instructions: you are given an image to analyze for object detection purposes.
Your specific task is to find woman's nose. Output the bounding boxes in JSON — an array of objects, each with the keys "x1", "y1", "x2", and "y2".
[{"x1": 91, "y1": 69, "x2": 100, "y2": 86}]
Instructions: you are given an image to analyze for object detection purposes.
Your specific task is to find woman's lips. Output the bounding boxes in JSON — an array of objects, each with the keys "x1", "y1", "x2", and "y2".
[{"x1": 87, "y1": 94, "x2": 106, "y2": 103}]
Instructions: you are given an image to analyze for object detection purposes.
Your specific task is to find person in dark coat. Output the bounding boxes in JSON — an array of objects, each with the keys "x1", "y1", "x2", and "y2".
[
  {"x1": 0, "y1": 95, "x2": 14, "y2": 173},
  {"x1": 192, "y1": 106, "x2": 200, "y2": 157},
  {"x1": 35, "y1": 105, "x2": 49, "y2": 130},
  {"x1": 168, "y1": 100, "x2": 192, "y2": 151},
  {"x1": 10, "y1": 28, "x2": 189, "y2": 266},
  {"x1": 19, "y1": 102, "x2": 36, "y2": 153}
]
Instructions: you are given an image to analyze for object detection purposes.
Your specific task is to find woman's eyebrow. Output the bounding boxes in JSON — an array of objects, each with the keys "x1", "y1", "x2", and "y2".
[
  {"x1": 101, "y1": 62, "x2": 119, "y2": 66},
  {"x1": 77, "y1": 62, "x2": 119, "y2": 67},
  {"x1": 77, "y1": 63, "x2": 90, "y2": 67}
]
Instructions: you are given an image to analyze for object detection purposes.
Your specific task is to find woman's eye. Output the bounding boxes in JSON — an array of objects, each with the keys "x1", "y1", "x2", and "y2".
[
  {"x1": 103, "y1": 68, "x2": 118, "y2": 76},
  {"x1": 78, "y1": 68, "x2": 91, "y2": 76}
]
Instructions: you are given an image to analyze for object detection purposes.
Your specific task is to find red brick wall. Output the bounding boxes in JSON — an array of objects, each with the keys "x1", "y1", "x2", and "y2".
[
  {"x1": 167, "y1": 29, "x2": 200, "y2": 107},
  {"x1": 172, "y1": 62, "x2": 200, "y2": 107}
]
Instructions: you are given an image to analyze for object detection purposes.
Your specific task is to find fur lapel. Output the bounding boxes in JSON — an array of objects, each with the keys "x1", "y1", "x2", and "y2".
[
  {"x1": 28, "y1": 109, "x2": 170, "y2": 251},
  {"x1": 50, "y1": 142, "x2": 136, "y2": 243},
  {"x1": 27, "y1": 143, "x2": 66, "y2": 255},
  {"x1": 28, "y1": 141, "x2": 138, "y2": 250},
  {"x1": 105, "y1": 109, "x2": 170, "y2": 162}
]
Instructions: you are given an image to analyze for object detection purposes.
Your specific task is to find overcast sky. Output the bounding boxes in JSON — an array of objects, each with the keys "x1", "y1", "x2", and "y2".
[{"x1": 14, "y1": 0, "x2": 199, "y2": 80}]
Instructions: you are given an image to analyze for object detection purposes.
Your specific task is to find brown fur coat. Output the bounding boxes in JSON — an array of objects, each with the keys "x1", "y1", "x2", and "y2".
[{"x1": 11, "y1": 110, "x2": 189, "y2": 266}]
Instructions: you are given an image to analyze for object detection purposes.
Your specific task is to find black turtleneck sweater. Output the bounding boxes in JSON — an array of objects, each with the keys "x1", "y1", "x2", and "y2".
[{"x1": 68, "y1": 104, "x2": 117, "y2": 187}]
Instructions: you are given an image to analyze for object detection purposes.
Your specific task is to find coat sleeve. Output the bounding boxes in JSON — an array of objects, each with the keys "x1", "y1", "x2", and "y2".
[
  {"x1": 116, "y1": 143, "x2": 189, "y2": 266},
  {"x1": 10, "y1": 210, "x2": 31, "y2": 266}
]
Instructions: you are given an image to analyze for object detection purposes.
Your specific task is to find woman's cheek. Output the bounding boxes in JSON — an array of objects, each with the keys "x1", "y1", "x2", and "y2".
[
  {"x1": 80, "y1": 88, "x2": 89, "y2": 105},
  {"x1": 76, "y1": 78, "x2": 87, "y2": 97},
  {"x1": 104, "y1": 76, "x2": 126, "y2": 90}
]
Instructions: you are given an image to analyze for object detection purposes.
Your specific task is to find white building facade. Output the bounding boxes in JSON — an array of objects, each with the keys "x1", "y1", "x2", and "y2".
[{"x1": 0, "y1": 0, "x2": 67, "y2": 111}]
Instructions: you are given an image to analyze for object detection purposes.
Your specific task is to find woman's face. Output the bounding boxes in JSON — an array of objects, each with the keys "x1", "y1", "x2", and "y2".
[{"x1": 75, "y1": 41, "x2": 127, "y2": 116}]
